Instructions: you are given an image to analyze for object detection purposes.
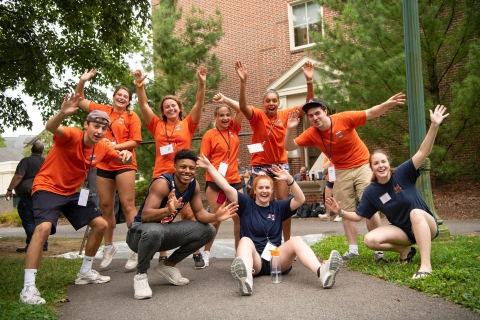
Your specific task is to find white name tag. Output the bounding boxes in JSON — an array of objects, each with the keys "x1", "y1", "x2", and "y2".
[
  {"x1": 380, "y1": 192, "x2": 391, "y2": 204},
  {"x1": 78, "y1": 188, "x2": 90, "y2": 207},
  {"x1": 111, "y1": 140, "x2": 116, "y2": 147},
  {"x1": 160, "y1": 144, "x2": 174, "y2": 155},
  {"x1": 247, "y1": 143, "x2": 264, "y2": 154},
  {"x1": 328, "y1": 166, "x2": 336, "y2": 181},
  {"x1": 261, "y1": 241, "x2": 277, "y2": 262},
  {"x1": 218, "y1": 162, "x2": 228, "y2": 176}
]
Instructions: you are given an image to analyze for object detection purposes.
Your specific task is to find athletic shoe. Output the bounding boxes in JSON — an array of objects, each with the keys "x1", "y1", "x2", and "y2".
[
  {"x1": 100, "y1": 244, "x2": 118, "y2": 268},
  {"x1": 319, "y1": 250, "x2": 342, "y2": 289},
  {"x1": 125, "y1": 252, "x2": 138, "y2": 270},
  {"x1": 231, "y1": 257, "x2": 253, "y2": 296},
  {"x1": 333, "y1": 215, "x2": 342, "y2": 222},
  {"x1": 19, "y1": 286, "x2": 46, "y2": 304},
  {"x1": 317, "y1": 213, "x2": 329, "y2": 220},
  {"x1": 374, "y1": 251, "x2": 389, "y2": 264},
  {"x1": 342, "y1": 251, "x2": 359, "y2": 261},
  {"x1": 75, "y1": 269, "x2": 111, "y2": 285},
  {"x1": 202, "y1": 251, "x2": 210, "y2": 267},
  {"x1": 133, "y1": 273, "x2": 152, "y2": 300},
  {"x1": 193, "y1": 253, "x2": 205, "y2": 269},
  {"x1": 154, "y1": 262, "x2": 189, "y2": 285}
]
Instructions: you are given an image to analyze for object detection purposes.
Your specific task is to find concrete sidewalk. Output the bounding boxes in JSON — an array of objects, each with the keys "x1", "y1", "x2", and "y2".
[{"x1": 2, "y1": 219, "x2": 479, "y2": 319}]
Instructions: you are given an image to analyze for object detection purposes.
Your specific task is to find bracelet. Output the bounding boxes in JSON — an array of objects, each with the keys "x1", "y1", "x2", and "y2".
[
  {"x1": 286, "y1": 178, "x2": 295, "y2": 186},
  {"x1": 133, "y1": 80, "x2": 146, "y2": 88},
  {"x1": 338, "y1": 209, "x2": 345, "y2": 218},
  {"x1": 7, "y1": 189, "x2": 12, "y2": 192},
  {"x1": 306, "y1": 80, "x2": 313, "y2": 83}
]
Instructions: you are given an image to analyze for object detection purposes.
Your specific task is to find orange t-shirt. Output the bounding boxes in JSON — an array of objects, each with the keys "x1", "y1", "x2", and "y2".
[
  {"x1": 200, "y1": 120, "x2": 242, "y2": 184},
  {"x1": 147, "y1": 113, "x2": 198, "y2": 177},
  {"x1": 89, "y1": 102, "x2": 142, "y2": 171},
  {"x1": 295, "y1": 111, "x2": 369, "y2": 170},
  {"x1": 32, "y1": 127, "x2": 121, "y2": 196},
  {"x1": 249, "y1": 106, "x2": 298, "y2": 166}
]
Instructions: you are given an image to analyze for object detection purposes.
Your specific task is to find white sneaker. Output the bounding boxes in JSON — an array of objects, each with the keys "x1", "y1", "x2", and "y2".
[
  {"x1": 333, "y1": 215, "x2": 343, "y2": 222},
  {"x1": 19, "y1": 286, "x2": 46, "y2": 304},
  {"x1": 319, "y1": 250, "x2": 342, "y2": 289},
  {"x1": 317, "y1": 213, "x2": 329, "y2": 220},
  {"x1": 202, "y1": 251, "x2": 210, "y2": 267},
  {"x1": 154, "y1": 262, "x2": 189, "y2": 285},
  {"x1": 125, "y1": 252, "x2": 138, "y2": 270},
  {"x1": 75, "y1": 269, "x2": 111, "y2": 285},
  {"x1": 133, "y1": 273, "x2": 152, "y2": 300},
  {"x1": 231, "y1": 257, "x2": 253, "y2": 296},
  {"x1": 100, "y1": 244, "x2": 118, "y2": 268}
]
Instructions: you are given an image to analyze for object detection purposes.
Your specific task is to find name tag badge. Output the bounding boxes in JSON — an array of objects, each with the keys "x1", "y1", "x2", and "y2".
[
  {"x1": 261, "y1": 241, "x2": 277, "y2": 262},
  {"x1": 78, "y1": 188, "x2": 90, "y2": 207},
  {"x1": 160, "y1": 144, "x2": 174, "y2": 155},
  {"x1": 380, "y1": 192, "x2": 392, "y2": 204},
  {"x1": 247, "y1": 143, "x2": 264, "y2": 154},
  {"x1": 218, "y1": 162, "x2": 228, "y2": 176},
  {"x1": 328, "y1": 166, "x2": 336, "y2": 181}
]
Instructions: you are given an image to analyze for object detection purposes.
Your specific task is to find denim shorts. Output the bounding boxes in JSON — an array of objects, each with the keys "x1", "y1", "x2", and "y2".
[{"x1": 251, "y1": 163, "x2": 290, "y2": 178}]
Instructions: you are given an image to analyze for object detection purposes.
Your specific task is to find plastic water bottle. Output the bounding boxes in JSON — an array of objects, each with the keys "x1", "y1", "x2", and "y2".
[{"x1": 270, "y1": 248, "x2": 281, "y2": 283}]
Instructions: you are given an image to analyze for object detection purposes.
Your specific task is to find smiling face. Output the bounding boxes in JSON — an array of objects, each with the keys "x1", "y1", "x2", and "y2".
[
  {"x1": 253, "y1": 176, "x2": 274, "y2": 206},
  {"x1": 161, "y1": 98, "x2": 181, "y2": 123},
  {"x1": 262, "y1": 92, "x2": 280, "y2": 118},
  {"x1": 215, "y1": 106, "x2": 232, "y2": 130},
  {"x1": 370, "y1": 152, "x2": 391, "y2": 183},
  {"x1": 84, "y1": 119, "x2": 108, "y2": 146},
  {"x1": 306, "y1": 106, "x2": 329, "y2": 130},
  {"x1": 112, "y1": 87, "x2": 132, "y2": 111},
  {"x1": 174, "y1": 158, "x2": 197, "y2": 185}
]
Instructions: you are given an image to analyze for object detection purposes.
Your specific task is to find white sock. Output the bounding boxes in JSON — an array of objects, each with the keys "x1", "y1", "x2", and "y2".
[
  {"x1": 104, "y1": 244, "x2": 112, "y2": 250},
  {"x1": 80, "y1": 255, "x2": 94, "y2": 274},
  {"x1": 24, "y1": 269, "x2": 37, "y2": 288},
  {"x1": 349, "y1": 245, "x2": 358, "y2": 255}
]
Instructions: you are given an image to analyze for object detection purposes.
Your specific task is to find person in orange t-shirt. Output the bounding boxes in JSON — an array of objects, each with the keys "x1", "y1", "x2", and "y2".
[
  {"x1": 219, "y1": 60, "x2": 314, "y2": 244},
  {"x1": 199, "y1": 96, "x2": 245, "y2": 266},
  {"x1": 76, "y1": 69, "x2": 142, "y2": 270},
  {"x1": 19, "y1": 93, "x2": 133, "y2": 305},
  {"x1": 285, "y1": 93, "x2": 406, "y2": 261},
  {"x1": 131, "y1": 68, "x2": 208, "y2": 268}
]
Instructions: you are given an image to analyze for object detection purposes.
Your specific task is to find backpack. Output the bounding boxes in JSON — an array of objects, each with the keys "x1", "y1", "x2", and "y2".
[
  {"x1": 295, "y1": 203, "x2": 312, "y2": 218},
  {"x1": 310, "y1": 201, "x2": 326, "y2": 217}
]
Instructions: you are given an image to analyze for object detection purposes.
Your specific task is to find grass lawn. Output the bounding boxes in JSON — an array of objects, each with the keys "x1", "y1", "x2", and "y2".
[{"x1": 312, "y1": 234, "x2": 480, "y2": 314}]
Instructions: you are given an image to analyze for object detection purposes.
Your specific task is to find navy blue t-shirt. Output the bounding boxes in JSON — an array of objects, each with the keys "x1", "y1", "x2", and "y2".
[
  {"x1": 355, "y1": 159, "x2": 433, "y2": 229},
  {"x1": 134, "y1": 174, "x2": 196, "y2": 224},
  {"x1": 236, "y1": 192, "x2": 293, "y2": 253}
]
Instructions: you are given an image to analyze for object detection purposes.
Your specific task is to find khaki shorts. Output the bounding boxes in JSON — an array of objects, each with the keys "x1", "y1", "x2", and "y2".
[{"x1": 332, "y1": 163, "x2": 372, "y2": 212}]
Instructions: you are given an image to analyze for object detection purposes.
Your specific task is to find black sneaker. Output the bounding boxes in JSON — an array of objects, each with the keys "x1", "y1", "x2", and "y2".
[{"x1": 193, "y1": 253, "x2": 205, "y2": 269}]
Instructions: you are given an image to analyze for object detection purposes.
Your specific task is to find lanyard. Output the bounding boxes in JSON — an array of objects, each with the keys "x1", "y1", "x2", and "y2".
[
  {"x1": 108, "y1": 108, "x2": 125, "y2": 142},
  {"x1": 261, "y1": 116, "x2": 277, "y2": 145},
  {"x1": 81, "y1": 133, "x2": 95, "y2": 188},
  {"x1": 316, "y1": 117, "x2": 333, "y2": 160},
  {"x1": 253, "y1": 204, "x2": 274, "y2": 242},
  {"x1": 164, "y1": 120, "x2": 179, "y2": 145},
  {"x1": 215, "y1": 126, "x2": 231, "y2": 160}
]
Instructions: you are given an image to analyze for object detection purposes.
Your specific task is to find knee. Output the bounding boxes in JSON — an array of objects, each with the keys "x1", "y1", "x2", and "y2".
[
  {"x1": 99, "y1": 203, "x2": 113, "y2": 215},
  {"x1": 34, "y1": 223, "x2": 52, "y2": 239},
  {"x1": 287, "y1": 236, "x2": 303, "y2": 245},
  {"x1": 204, "y1": 223, "x2": 216, "y2": 241},
  {"x1": 409, "y1": 209, "x2": 424, "y2": 224},
  {"x1": 363, "y1": 232, "x2": 379, "y2": 249},
  {"x1": 91, "y1": 217, "x2": 108, "y2": 233},
  {"x1": 238, "y1": 237, "x2": 254, "y2": 247}
]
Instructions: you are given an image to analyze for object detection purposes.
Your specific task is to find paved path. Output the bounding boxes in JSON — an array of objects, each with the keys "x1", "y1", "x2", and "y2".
[{"x1": 2, "y1": 219, "x2": 479, "y2": 319}]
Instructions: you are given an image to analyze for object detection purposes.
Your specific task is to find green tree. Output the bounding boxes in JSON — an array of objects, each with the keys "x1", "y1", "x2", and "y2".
[
  {"x1": 135, "y1": 0, "x2": 223, "y2": 180},
  {"x1": 0, "y1": 135, "x2": 6, "y2": 147},
  {"x1": 309, "y1": 0, "x2": 480, "y2": 178},
  {"x1": 0, "y1": 0, "x2": 151, "y2": 133},
  {"x1": 21, "y1": 130, "x2": 54, "y2": 157}
]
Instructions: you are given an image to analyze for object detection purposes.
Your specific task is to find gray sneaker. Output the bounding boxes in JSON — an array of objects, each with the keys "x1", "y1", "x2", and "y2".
[
  {"x1": 342, "y1": 251, "x2": 359, "y2": 261},
  {"x1": 374, "y1": 251, "x2": 389, "y2": 264},
  {"x1": 193, "y1": 253, "x2": 205, "y2": 269},
  {"x1": 231, "y1": 257, "x2": 253, "y2": 296},
  {"x1": 154, "y1": 262, "x2": 189, "y2": 285},
  {"x1": 75, "y1": 269, "x2": 110, "y2": 285},
  {"x1": 319, "y1": 250, "x2": 343, "y2": 288},
  {"x1": 100, "y1": 244, "x2": 118, "y2": 268}
]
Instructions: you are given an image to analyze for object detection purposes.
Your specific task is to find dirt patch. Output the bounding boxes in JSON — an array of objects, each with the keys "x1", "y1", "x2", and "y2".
[
  {"x1": 0, "y1": 237, "x2": 84, "y2": 259},
  {"x1": 433, "y1": 177, "x2": 480, "y2": 220}
]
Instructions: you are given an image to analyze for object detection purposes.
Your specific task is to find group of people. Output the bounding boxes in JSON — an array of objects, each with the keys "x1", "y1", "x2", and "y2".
[{"x1": 11, "y1": 59, "x2": 447, "y2": 304}]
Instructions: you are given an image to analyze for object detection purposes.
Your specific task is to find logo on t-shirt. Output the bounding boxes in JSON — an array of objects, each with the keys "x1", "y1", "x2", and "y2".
[
  {"x1": 394, "y1": 184, "x2": 402, "y2": 194},
  {"x1": 118, "y1": 118, "x2": 124, "y2": 124},
  {"x1": 276, "y1": 119, "x2": 283, "y2": 126},
  {"x1": 268, "y1": 213, "x2": 275, "y2": 221},
  {"x1": 335, "y1": 131, "x2": 344, "y2": 139},
  {"x1": 174, "y1": 125, "x2": 182, "y2": 131}
]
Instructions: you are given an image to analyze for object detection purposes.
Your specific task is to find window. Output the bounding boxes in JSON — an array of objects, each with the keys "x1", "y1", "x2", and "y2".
[{"x1": 288, "y1": 1, "x2": 322, "y2": 50}]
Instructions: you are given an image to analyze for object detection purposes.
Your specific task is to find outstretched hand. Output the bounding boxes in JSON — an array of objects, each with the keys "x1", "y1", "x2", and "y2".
[
  {"x1": 324, "y1": 197, "x2": 341, "y2": 215},
  {"x1": 197, "y1": 67, "x2": 208, "y2": 83},
  {"x1": 167, "y1": 189, "x2": 183, "y2": 214},
  {"x1": 384, "y1": 92, "x2": 406, "y2": 108},
  {"x1": 130, "y1": 70, "x2": 147, "y2": 83},
  {"x1": 118, "y1": 150, "x2": 133, "y2": 164},
  {"x1": 213, "y1": 93, "x2": 226, "y2": 104},
  {"x1": 271, "y1": 165, "x2": 291, "y2": 182},
  {"x1": 80, "y1": 69, "x2": 97, "y2": 82},
  {"x1": 235, "y1": 61, "x2": 247, "y2": 82},
  {"x1": 302, "y1": 60, "x2": 314, "y2": 81},
  {"x1": 60, "y1": 93, "x2": 82, "y2": 116},
  {"x1": 430, "y1": 105, "x2": 449, "y2": 126},
  {"x1": 287, "y1": 110, "x2": 300, "y2": 129},
  {"x1": 214, "y1": 201, "x2": 239, "y2": 222},
  {"x1": 196, "y1": 154, "x2": 212, "y2": 170}
]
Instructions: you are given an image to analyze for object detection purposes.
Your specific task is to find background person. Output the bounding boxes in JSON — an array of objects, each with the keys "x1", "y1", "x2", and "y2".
[
  {"x1": 5, "y1": 141, "x2": 47, "y2": 252},
  {"x1": 293, "y1": 166, "x2": 307, "y2": 181}
]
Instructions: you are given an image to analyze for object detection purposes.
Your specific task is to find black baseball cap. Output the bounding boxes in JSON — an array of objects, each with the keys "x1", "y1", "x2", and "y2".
[{"x1": 301, "y1": 98, "x2": 328, "y2": 113}]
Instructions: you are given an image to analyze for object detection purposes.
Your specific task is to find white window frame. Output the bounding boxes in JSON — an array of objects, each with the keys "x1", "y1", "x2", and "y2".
[{"x1": 287, "y1": 0, "x2": 324, "y2": 51}]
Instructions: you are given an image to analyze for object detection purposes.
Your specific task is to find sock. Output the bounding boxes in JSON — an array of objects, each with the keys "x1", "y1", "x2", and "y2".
[
  {"x1": 349, "y1": 245, "x2": 358, "y2": 255},
  {"x1": 80, "y1": 256, "x2": 94, "y2": 274},
  {"x1": 24, "y1": 269, "x2": 37, "y2": 288},
  {"x1": 375, "y1": 251, "x2": 384, "y2": 254},
  {"x1": 317, "y1": 266, "x2": 321, "y2": 278},
  {"x1": 104, "y1": 244, "x2": 112, "y2": 250}
]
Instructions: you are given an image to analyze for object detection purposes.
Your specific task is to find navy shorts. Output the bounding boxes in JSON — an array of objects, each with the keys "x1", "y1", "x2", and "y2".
[
  {"x1": 97, "y1": 168, "x2": 135, "y2": 180},
  {"x1": 253, "y1": 255, "x2": 293, "y2": 277},
  {"x1": 326, "y1": 181, "x2": 334, "y2": 188},
  {"x1": 205, "y1": 181, "x2": 245, "y2": 192},
  {"x1": 32, "y1": 191, "x2": 101, "y2": 235},
  {"x1": 398, "y1": 216, "x2": 439, "y2": 244}
]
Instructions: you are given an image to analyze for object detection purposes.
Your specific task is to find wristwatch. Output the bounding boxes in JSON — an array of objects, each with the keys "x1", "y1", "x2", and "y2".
[{"x1": 338, "y1": 209, "x2": 345, "y2": 218}]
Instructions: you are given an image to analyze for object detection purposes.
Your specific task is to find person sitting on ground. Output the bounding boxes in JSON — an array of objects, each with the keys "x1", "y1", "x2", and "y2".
[
  {"x1": 197, "y1": 155, "x2": 343, "y2": 296},
  {"x1": 293, "y1": 166, "x2": 307, "y2": 181},
  {"x1": 19, "y1": 93, "x2": 133, "y2": 305},
  {"x1": 326, "y1": 105, "x2": 448, "y2": 279},
  {"x1": 127, "y1": 149, "x2": 239, "y2": 300}
]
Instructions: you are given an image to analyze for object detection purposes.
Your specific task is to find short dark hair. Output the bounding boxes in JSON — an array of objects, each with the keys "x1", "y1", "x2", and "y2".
[
  {"x1": 31, "y1": 141, "x2": 44, "y2": 154},
  {"x1": 174, "y1": 149, "x2": 198, "y2": 164}
]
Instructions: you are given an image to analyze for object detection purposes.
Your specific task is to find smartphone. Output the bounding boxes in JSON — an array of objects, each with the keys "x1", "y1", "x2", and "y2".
[{"x1": 216, "y1": 189, "x2": 227, "y2": 204}]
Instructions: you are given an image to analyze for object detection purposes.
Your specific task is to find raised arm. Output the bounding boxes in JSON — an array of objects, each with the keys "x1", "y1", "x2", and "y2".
[
  {"x1": 131, "y1": 70, "x2": 154, "y2": 126},
  {"x1": 412, "y1": 105, "x2": 449, "y2": 169},
  {"x1": 271, "y1": 166, "x2": 305, "y2": 210},
  {"x1": 301, "y1": 60, "x2": 315, "y2": 114},
  {"x1": 284, "y1": 110, "x2": 301, "y2": 151},
  {"x1": 75, "y1": 69, "x2": 97, "y2": 112},
  {"x1": 45, "y1": 93, "x2": 83, "y2": 137},
  {"x1": 213, "y1": 93, "x2": 244, "y2": 125},
  {"x1": 190, "y1": 184, "x2": 238, "y2": 223},
  {"x1": 197, "y1": 155, "x2": 239, "y2": 204},
  {"x1": 189, "y1": 67, "x2": 207, "y2": 124},
  {"x1": 325, "y1": 197, "x2": 363, "y2": 222},
  {"x1": 365, "y1": 92, "x2": 406, "y2": 120},
  {"x1": 235, "y1": 61, "x2": 254, "y2": 120}
]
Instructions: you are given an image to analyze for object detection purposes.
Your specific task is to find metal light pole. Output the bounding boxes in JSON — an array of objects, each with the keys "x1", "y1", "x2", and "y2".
[{"x1": 403, "y1": 0, "x2": 450, "y2": 240}]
